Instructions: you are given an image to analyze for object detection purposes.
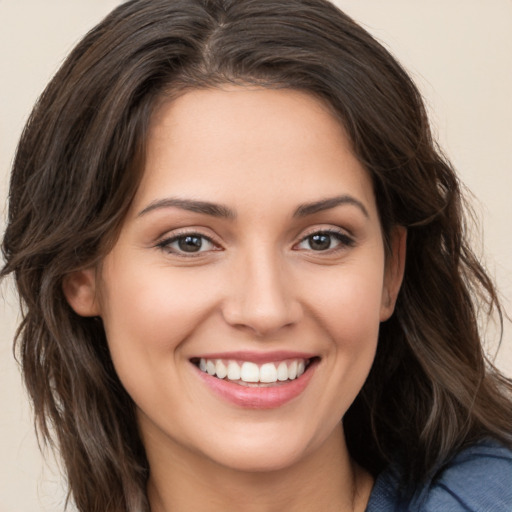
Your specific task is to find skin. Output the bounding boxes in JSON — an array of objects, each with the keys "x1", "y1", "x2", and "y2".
[{"x1": 64, "y1": 87, "x2": 405, "y2": 512}]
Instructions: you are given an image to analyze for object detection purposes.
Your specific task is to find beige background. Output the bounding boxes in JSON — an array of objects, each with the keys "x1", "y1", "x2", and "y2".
[{"x1": 1, "y1": 1, "x2": 511, "y2": 510}]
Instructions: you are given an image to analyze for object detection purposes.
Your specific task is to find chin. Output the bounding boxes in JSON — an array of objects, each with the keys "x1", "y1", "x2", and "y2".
[
  {"x1": 190, "y1": 419, "x2": 341, "y2": 475},
  {"x1": 206, "y1": 442, "x2": 311, "y2": 474}
]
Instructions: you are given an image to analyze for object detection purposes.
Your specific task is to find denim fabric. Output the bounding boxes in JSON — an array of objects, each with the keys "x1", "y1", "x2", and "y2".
[{"x1": 366, "y1": 440, "x2": 512, "y2": 511}]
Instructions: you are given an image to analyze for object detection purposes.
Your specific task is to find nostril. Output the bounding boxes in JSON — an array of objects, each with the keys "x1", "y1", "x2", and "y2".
[{"x1": 222, "y1": 297, "x2": 303, "y2": 337}]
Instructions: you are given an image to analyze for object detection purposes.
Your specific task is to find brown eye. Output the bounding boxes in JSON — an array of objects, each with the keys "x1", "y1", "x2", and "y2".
[
  {"x1": 157, "y1": 233, "x2": 217, "y2": 255},
  {"x1": 296, "y1": 230, "x2": 354, "y2": 252},
  {"x1": 309, "y1": 233, "x2": 332, "y2": 251},
  {"x1": 178, "y1": 235, "x2": 203, "y2": 252}
]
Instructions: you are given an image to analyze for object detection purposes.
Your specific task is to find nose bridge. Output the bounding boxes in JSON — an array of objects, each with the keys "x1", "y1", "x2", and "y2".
[{"x1": 223, "y1": 242, "x2": 300, "y2": 336}]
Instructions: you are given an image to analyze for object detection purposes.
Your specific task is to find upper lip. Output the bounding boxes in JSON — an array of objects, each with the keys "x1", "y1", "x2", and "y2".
[{"x1": 190, "y1": 350, "x2": 317, "y2": 364}]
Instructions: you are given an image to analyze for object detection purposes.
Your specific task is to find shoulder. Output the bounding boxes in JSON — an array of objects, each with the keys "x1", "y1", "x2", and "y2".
[
  {"x1": 366, "y1": 439, "x2": 512, "y2": 512},
  {"x1": 413, "y1": 440, "x2": 512, "y2": 511}
]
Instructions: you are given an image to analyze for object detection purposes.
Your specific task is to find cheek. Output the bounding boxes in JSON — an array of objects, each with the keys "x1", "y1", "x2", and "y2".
[
  {"x1": 320, "y1": 276, "x2": 382, "y2": 368},
  {"x1": 98, "y1": 260, "x2": 224, "y2": 412},
  {"x1": 292, "y1": 260, "x2": 384, "y2": 434},
  {"x1": 99, "y1": 259, "x2": 223, "y2": 367},
  {"x1": 304, "y1": 258, "x2": 385, "y2": 340},
  {"x1": 301, "y1": 254, "x2": 385, "y2": 391}
]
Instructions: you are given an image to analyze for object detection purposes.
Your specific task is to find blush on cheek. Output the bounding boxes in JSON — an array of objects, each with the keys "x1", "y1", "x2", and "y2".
[
  {"x1": 314, "y1": 287, "x2": 382, "y2": 364},
  {"x1": 321, "y1": 276, "x2": 384, "y2": 317},
  {"x1": 106, "y1": 270, "x2": 211, "y2": 349}
]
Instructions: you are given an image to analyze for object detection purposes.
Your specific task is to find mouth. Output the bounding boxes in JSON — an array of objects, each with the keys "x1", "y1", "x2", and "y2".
[
  {"x1": 191, "y1": 357, "x2": 318, "y2": 387},
  {"x1": 190, "y1": 351, "x2": 320, "y2": 408}
]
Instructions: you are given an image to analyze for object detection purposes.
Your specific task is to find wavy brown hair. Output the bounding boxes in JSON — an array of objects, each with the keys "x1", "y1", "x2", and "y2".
[{"x1": 2, "y1": 0, "x2": 511, "y2": 510}]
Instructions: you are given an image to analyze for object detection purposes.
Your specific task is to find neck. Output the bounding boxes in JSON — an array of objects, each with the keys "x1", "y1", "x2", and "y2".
[{"x1": 145, "y1": 424, "x2": 373, "y2": 512}]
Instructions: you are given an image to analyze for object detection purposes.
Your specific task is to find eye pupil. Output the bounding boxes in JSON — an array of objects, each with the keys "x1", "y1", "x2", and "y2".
[
  {"x1": 309, "y1": 234, "x2": 331, "y2": 251},
  {"x1": 178, "y1": 236, "x2": 203, "y2": 252}
]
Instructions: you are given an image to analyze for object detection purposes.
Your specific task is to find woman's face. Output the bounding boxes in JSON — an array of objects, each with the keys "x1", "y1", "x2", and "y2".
[{"x1": 67, "y1": 87, "x2": 404, "y2": 473}]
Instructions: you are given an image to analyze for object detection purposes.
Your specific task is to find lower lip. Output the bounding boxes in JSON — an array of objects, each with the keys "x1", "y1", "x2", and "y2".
[{"x1": 194, "y1": 362, "x2": 317, "y2": 409}]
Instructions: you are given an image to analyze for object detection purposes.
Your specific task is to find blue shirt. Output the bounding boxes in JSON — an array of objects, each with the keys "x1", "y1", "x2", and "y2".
[{"x1": 366, "y1": 440, "x2": 512, "y2": 511}]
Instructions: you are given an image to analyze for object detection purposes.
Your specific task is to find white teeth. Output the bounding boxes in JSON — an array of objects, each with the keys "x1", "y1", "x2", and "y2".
[
  {"x1": 260, "y1": 363, "x2": 278, "y2": 383},
  {"x1": 227, "y1": 360, "x2": 241, "y2": 380},
  {"x1": 206, "y1": 360, "x2": 216, "y2": 376},
  {"x1": 241, "y1": 362, "x2": 260, "y2": 383},
  {"x1": 215, "y1": 360, "x2": 227, "y2": 379},
  {"x1": 276, "y1": 361, "x2": 288, "y2": 381},
  {"x1": 197, "y1": 357, "x2": 311, "y2": 384},
  {"x1": 288, "y1": 360, "x2": 298, "y2": 380}
]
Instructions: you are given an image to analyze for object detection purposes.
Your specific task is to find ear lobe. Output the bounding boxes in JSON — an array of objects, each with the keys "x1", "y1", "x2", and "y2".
[
  {"x1": 380, "y1": 226, "x2": 407, "y2": 321},
  {"x1": 62, "y1": 268, "x2": 101, "y2": 317}
]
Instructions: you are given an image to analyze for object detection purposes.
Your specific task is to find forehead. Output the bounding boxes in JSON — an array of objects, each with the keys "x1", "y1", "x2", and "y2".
[{"x1": 131, "y1": 87, "x2": 377, "y2": 219}]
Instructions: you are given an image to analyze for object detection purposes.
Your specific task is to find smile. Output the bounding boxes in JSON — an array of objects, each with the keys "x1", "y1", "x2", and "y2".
[
  {"x1": 196, "y1": 358, "x2": 309, "y2": 385},
  {"x1": 191, "y1": 354, "x2": 319, "y2": 409}
]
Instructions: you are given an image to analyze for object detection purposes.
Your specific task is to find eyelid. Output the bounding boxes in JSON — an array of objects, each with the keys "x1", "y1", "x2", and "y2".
[
  {"x1": 153, "y1": 225, "x2": 355, "y2": 256},
  {"x1": 155, "y1": 228, "x2": 223, "y2": 256},
  {"x1": 293, "y1": 226, "x2": 355, "y2": 252}
]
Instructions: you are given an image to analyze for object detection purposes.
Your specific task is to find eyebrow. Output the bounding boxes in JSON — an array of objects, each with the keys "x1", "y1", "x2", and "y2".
[
  {"x1": 137, "y1": 194, "x2": 369, "y2": 219},
  {"x1": 138, "y1": 198, "x2": 236, "y2": 219},
  {"x1": 293, "y1": 195, "x2": 369, "y2": 218}
]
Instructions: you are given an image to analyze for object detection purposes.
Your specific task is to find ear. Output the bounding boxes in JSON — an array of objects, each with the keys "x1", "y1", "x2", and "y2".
[
  {"x1": 62, "y1": 268, "x2": 101, "y2": 317},
  {"x1": 380, "y1": 226, "x2": 407, "y2": 322}
]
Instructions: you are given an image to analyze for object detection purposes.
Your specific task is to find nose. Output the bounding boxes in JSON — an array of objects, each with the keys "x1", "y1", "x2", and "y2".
[{"x1": 222, "y1": 248, "x2": 302, "y2": 337}]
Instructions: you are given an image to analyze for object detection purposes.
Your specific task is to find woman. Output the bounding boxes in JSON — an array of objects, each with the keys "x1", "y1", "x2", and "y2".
[{"x1": 1, "y1": 0, "x2": 511, "y2": 510}]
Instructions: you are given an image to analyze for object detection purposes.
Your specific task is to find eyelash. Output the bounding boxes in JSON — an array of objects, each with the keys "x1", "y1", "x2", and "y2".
[
  {"x1": 155, "y1": 232, "x2": 218, "y2": 257},
  {"x1": 294, "y1": 229, "x2": 355, "y2": 253},
  {"x1": 155, "y1": 228, "x2": 355, "y2": 257}
]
